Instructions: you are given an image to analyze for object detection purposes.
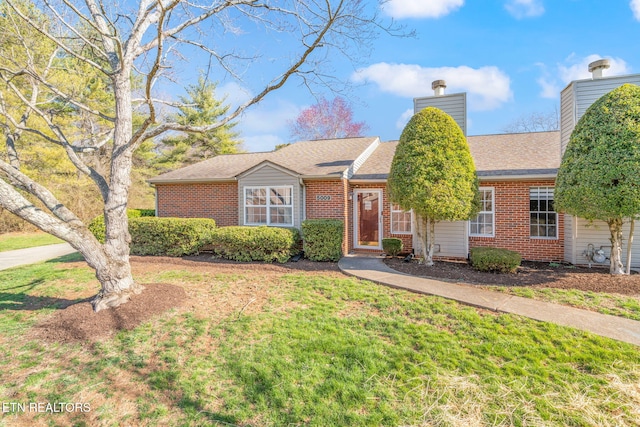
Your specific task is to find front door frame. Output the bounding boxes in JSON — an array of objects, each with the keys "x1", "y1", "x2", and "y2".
[{"x1": 353, "y1": 189, "x2": 383, "y2": 250}]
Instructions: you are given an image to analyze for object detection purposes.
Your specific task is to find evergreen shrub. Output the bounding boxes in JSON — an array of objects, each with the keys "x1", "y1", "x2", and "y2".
[
  {"x1": 129, "y1": 217, "x2": 216, "y2": 256},
  {"x1": 302, "y1": 219, "x2": 343, "y2": 261},
  {"x1": 382, "y1": 238, "x2": 403, "y2": 257},
  {"x1": 470, "y1": 247, "x2": 521, "y2": 273},
  {"x1": 209, "y1": 226, "x2": 300, "y2": 263}
]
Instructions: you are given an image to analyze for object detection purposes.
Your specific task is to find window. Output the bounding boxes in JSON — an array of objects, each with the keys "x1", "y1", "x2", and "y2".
[
  {"x1": 244, "y1": 186, "x2": 293, "y2": 226},
  {"x1": 391, "y1": 204, "x2": 412, "y2": 234},
  {"x1": 469, "y1": 188, "x2": 494, "y2": 237},
  {"x1": 530, "y1": 187, "x2": 557, "y2": 238}
]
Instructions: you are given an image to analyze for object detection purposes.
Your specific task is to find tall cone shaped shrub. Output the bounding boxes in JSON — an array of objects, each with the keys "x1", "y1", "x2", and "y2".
[
  {"x1": 556, "y1": 84, "x2": 640, "y2": 275},
  {"x1": 388, "y1": 107, "x2": 479, "y2": 266}
]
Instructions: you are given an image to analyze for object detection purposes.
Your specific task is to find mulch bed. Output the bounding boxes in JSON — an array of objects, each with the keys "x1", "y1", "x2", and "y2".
[
  {"x1": 32, "y1": 283, "x2": 187, "y2": 345},
  {"x1": 384, "y1": 257, "x2": 640, "y2": 295}
]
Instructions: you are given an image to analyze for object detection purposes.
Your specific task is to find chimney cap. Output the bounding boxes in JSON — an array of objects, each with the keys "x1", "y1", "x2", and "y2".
[
  {"x1": 588, "y1": 59, "x2": 611, "y2": 73},
  {"x1": 431, "y1": 80, "x2": 447, "y2": 90}
]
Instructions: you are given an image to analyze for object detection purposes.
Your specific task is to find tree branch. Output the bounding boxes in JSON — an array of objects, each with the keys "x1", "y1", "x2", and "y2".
[{"x1": 4, "y1": 0, "x2": 112, "y2": 76}]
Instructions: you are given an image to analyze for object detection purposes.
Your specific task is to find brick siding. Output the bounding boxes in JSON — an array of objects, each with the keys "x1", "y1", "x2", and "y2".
[
  {"x1": 155, "y1": 178, "x2": 564, "y2": 262},
  {"x1": 469, "y1": 180, "x2": 564, "y2": 262},
  {"x1": 155, "y1": 182, "x2": 238, "y2": 227},
  {"x1": 304, "y1": 179, "x2": 350, "y2": 253}
]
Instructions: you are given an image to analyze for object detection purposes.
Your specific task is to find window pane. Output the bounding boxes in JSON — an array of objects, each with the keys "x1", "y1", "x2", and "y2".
[
  {"x1": 530, "y1": 186, "x2": 557, "y2": 238},
  {"x1": 470, "y1": 189, "x2": 494, "y2": 236},
  {"x1": 270, "y1": 187, "x2": 292, "y2": 205},
  {"x1": 246, "y1": 207, "x2": 267, "y2": 224},
  {"x1": 246, "y1": 188, "x2": 266, "y2": 206},
  {"x1": 530, "y1": 225, "x2": 538, "y2": 236},
  {"x1": 270, "y1": 207, "x2": 292, "y2": 225}
]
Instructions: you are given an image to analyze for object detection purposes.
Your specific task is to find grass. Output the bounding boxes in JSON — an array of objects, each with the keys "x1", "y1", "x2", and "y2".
[
  {"x1": 1, "y1": 258, "x2": 639, "y2": 426},
  {"x1": 0, "y1": 232, "x2": 63, "y2": 252},
  {"x1": 486, "y1": 286, "x2": 640, "y2": 321}
]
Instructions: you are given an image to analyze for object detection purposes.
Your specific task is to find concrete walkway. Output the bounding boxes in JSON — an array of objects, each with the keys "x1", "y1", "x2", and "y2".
[
  {"x1": 338, "y1": 256, "x2": 640, "y2": 347},
  {"x1": 0, "y1": 243, "x2": 77, "y2": 271}
]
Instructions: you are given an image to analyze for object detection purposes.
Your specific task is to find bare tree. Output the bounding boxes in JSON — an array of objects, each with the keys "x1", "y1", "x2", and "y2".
[
  {"x1": 0, "y1": 0, "x2": 397, "y2": 311},
  {"x1": 502, "y1": 107, "x2": 559, "y2": 133}
]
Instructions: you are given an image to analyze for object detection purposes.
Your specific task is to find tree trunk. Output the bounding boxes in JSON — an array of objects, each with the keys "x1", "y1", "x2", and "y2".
[
  {"x1": 70, "y1": 228, "x2": 144, "y2": 312},
  {"x1": 89, "y1": 72, "x2": 139, "y2": 311},
  {"x1": 423, "y1": 217, "x2": 435, "y2": 266},
  {"x1": 608, "y1": 218, "x2": 626, "y2": 275},
  {"x1": 626, "y1": 219, "x2": 635, "y2": 275}
]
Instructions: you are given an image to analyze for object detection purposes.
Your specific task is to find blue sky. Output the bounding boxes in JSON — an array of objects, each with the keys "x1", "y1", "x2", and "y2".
[{"x1": 202, "y1": 0, "x2": 640, "y2": 152}]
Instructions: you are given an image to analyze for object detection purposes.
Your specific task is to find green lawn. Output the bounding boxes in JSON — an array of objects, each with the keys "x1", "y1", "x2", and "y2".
[
  {"x1": 0, "y1": 257, "x2": 639, "y2": 426},
  {"x1": 0, "y1": 232, "x2": 63, "y2": 252}
]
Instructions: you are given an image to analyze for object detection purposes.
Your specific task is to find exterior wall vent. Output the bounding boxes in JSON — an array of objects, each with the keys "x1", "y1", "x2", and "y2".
[
  {"x1": 432, "y1": 80, "x2": 446, "y2": 96},
  {"x1": 588, "y1": 59, "x2": 610, "y2": 79}
]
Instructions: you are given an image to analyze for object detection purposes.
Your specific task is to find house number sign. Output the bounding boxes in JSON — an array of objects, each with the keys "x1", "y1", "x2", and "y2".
[{"x1": 316, "y1": 195, "x2": 332, "y2": 201}]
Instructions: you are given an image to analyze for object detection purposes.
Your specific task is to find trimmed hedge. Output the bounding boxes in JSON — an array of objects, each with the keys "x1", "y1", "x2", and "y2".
[
  {"x1": 382, "y1": 238, "x2": 403, "y2": 257},
  {"x1": 208, "y1": 226, "x2": 300, "y2": 263},
  {"x1": 470, "y1": 247, "x2": 521, "y2": 273},
  {"x1": 129, "y1": 217, "x2": 216, "y2": 256},
  {"x1": 88, "y1": 209, "x2": 156, "y2": 243},
  {"x1": 302, "y1": 219, "x2": 343, "y2": 262}
]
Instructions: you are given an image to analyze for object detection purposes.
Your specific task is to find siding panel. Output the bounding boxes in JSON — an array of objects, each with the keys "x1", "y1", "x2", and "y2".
[
  {"x1": 571, "y1": 218, "x2": 640, "y2": 268},
  {"x1": 560, "y1": 84, "x2": 575, "y2": 155},
  {"x1": 408, "y1": 217, "x2": 467, "y2": 259},
  {"x1": 238, "y1": 165, "x2": 303, "y2": 228},
  {"x1": 414, "y1": 93, "x2": 467, "y2": 135},
  {"x1": 563, "y1": 214, "x2": 575, "y2": 264},
  {"x1": 560, "y1": 74, "x2": 640, "y2": 155}
]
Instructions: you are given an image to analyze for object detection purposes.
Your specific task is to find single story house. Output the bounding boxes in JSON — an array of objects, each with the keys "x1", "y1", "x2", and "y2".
[{"x1": 149, "y1": 60, "x2": 640, "y2": 267}]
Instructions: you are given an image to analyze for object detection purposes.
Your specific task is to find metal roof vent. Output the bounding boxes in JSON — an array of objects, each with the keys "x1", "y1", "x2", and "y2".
[
  {"x1": 588, "y1": 59, "x2": 610, "y2": 79},
  {"x1": 432, "y1": 80, "x2": 446, "y2": 96}
]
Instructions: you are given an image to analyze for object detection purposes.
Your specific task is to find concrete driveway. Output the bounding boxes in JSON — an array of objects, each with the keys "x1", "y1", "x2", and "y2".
[{"x1": 0, "y1": 243, "x2": 77, "y2": 271}]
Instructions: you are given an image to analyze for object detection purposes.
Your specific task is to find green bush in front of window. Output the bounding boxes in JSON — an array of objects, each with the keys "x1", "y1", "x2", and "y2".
[
  {"x1": 470, "y1": 247, "x2": 521, "y2": 274},
  {"x1": 382, "y1": 238, "x2": 403, "y2": 257},
  {"x1": 88, "y1": 208, "x2": 157, "y2": 243},
  {"x1": 208, "y1": 226, "x2": 300, "y2": 263},
  {"x1": 128, "y1": 217, "x2": 216, "y2": 256},
  {"x1": 301, "y1": 219, "x2": 344, "y2": 262}
]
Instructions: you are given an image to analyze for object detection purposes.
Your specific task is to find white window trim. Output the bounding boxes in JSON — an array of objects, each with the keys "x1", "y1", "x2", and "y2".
[
  {"x1": 469, "y1": 187, "x2": 495, "y2": 238},
  {"x1": 530, "y1": 186, "x2": 558, "y2": 240},
  {"x1": 391, "y1": 204, "x2": 412, "y2": 235},
  {"x1": 243, "y1": 185, "x2": 294, "y2": 226}
]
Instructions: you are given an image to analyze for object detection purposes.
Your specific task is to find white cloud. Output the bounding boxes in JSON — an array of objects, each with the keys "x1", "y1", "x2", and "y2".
[
  {"x1": 396, "y1": 108, "x2": 414, "y2": 130},
  {"x1": 352, "y1": 63, "x2": 512, "y2": 111},
  {"x1": 632, "y1": 0, "x2": 640, "y2": 21},
  {"x1": 558, "y1": 54, "x2": 630, "y2": 83},
  {"x1": 535, "y1": 54, "x2": 631, "y2": 99},
  {"x1": 504, "y1": 0, "x2": 544, "y2": 19},
  {"x1": 536, "y1": 77, "x2": 559, "y2": 99},
  {"x1": 217, "y1": 82, "x2": 252, "y2": 110},
  {"x1": 382, "y1": 0, "x2": 464, "y2": 19},
  {"x1": 241, "y1": 100, "x2": 300, "y2": 134},
  {"x1": 237, "y1": 99, "x2": 301, "y2": 151}
]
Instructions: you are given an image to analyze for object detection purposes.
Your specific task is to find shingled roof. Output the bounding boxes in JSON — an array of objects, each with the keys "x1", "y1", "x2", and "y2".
[
  {"x1": 149, "y1": 137, "x2": 379, "y2": 183},
  {"x1": 150, "y1": 131, "x2": 561, "y2": 184},
  {"x1": 352, "y1": 131, "x2": 561, "y2": 180}
]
